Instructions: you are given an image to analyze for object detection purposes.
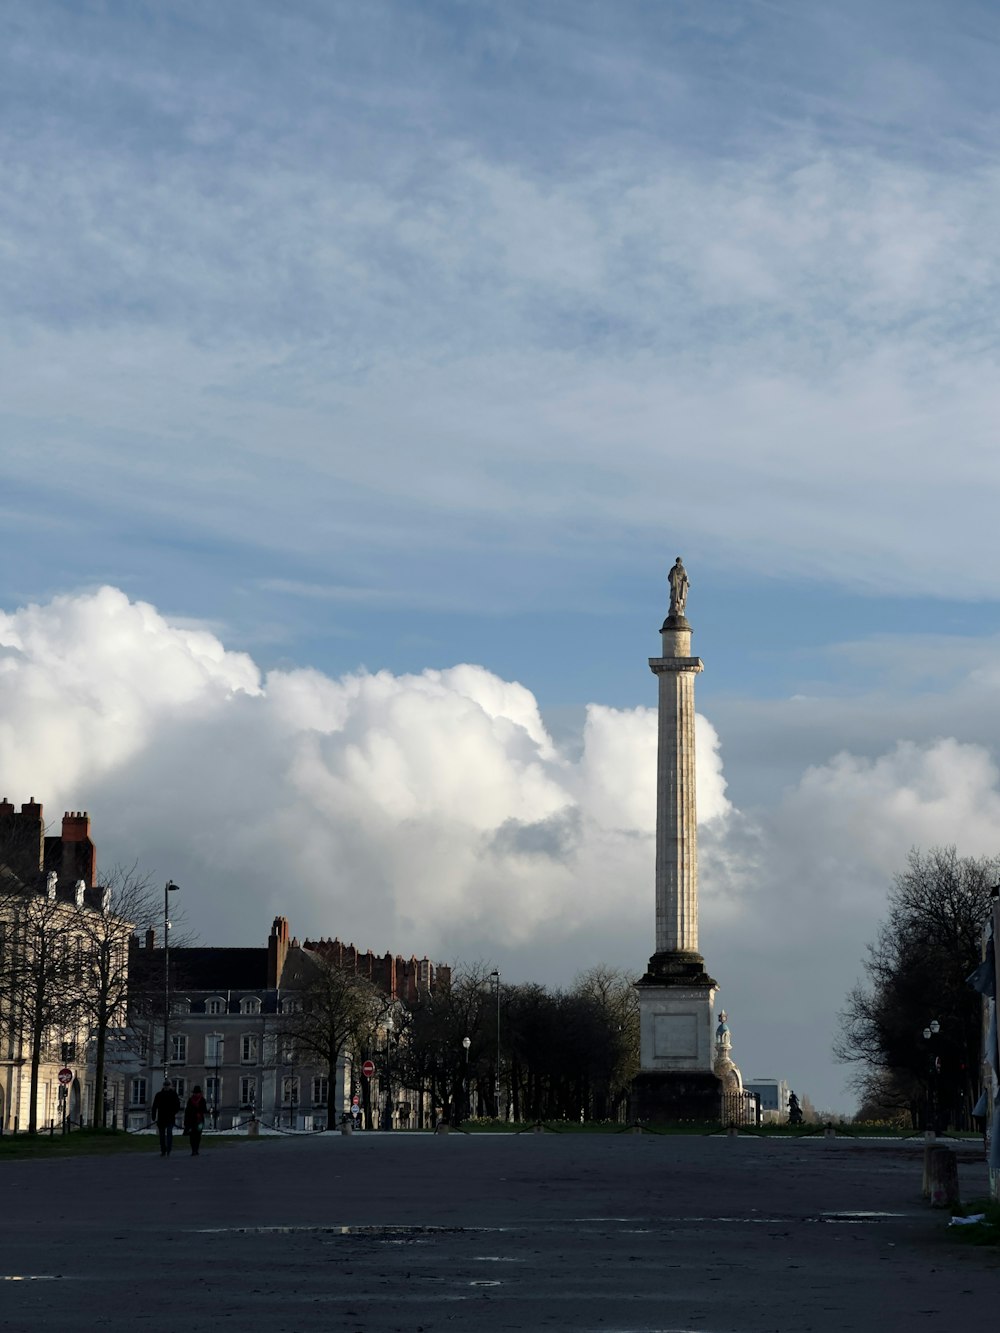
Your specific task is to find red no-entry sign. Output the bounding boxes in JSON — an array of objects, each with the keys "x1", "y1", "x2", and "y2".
[
  {"x1": 57, "y1": 1067, "x2": 73, "y2": 1086},
  {"x1": 361, "y1": 1060, "x2": 376, "y2": 1078}
]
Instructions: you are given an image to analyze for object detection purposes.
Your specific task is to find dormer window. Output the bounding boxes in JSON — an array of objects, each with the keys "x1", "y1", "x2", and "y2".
[
  {"x1": 205, "y1": 997, "x2": 226, "y2": 1016},
  {"x1": 240, "y1": 996, "x2": 261, "y2": 1015}
]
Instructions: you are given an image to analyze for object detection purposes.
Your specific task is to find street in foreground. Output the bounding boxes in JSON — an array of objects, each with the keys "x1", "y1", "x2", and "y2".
[{"x1": 0, "y1": 1131, "x2": 995, "y2": 1332}]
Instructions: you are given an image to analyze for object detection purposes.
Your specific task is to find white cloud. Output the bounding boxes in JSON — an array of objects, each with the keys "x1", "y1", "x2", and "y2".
[
  {"x1": 7, "y1": 100, "x2": 1000, "y2": 603},
  {"x1": 0, "y1": 588, "x2": 728, "y2": 953}
]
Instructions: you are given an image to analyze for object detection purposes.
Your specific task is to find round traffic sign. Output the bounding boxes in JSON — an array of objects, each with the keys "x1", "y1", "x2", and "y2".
[
  {"x1": 351, "y1": 1094, "x2": 360, "y2": 1105},
  {"x1": 361, "y1": 1059, "x2": 376, "y2": 1078},
  {"x1": 57, "y1": 1067, "x2": 73, "y2": 1086}
]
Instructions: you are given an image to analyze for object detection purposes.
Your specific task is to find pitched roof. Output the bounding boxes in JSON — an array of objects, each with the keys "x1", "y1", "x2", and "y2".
[{"x1": 130, "y1": 946, "x2": 269, "y2": 992}]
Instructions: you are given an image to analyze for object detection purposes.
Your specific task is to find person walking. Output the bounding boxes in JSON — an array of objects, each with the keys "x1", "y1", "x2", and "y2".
[
  {"x1": 151, "y1": 1079, "x2": 181, "y2": 1156},
  {"x1": 184, "y1": 1085, "x2": 209, "y2": 1156}
]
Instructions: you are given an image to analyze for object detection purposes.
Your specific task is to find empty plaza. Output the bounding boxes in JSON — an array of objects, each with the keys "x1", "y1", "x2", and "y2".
[{"x1": 0, "y1": 1131, "x2": 995, "y2": 1332}]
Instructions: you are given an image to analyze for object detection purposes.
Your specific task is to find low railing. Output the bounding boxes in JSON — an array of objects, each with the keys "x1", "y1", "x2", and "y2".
[{"x1": 722, "y1": 1089, "x2": 761, "y2": 1128}]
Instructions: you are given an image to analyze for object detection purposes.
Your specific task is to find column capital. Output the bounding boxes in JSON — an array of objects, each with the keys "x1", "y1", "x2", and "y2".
[{"x1": 649, "y1": 657, "x2": 704, "y2": 674}]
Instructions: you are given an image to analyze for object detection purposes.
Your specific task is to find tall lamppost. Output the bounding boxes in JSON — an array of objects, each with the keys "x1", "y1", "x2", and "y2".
[
  {"x1": 381, "y1": 1014, "x2": 395, "y2": 1132},
  {"x1": 923, "y1": 1019, "x2": 941, "y2": 1133},
  {"x1": 461, "y1": 1035, "x2": 471, "y2": 1124},
  {"x1": 162, "y1": 881, "x2": 180, "y2": 1079},
  {"x1": 490, "y1": 969, "x2": 501, "y2": 1120}
]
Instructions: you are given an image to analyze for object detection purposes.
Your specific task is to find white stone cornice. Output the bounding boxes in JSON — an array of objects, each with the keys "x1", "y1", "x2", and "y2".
[{"x1": 649, "y1": 657, "x2": 704, "y2": 674}]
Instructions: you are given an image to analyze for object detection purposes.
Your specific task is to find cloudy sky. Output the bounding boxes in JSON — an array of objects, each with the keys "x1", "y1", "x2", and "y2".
[{"x1": 4, "y1": 0, "x2": 1000, "y2": 1112}]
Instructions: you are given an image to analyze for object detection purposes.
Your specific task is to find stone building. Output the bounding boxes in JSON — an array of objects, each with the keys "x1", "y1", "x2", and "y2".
[
  {"x1": 0, "y1": 799, "x2": 128, "y2": 1131},
  {"x1": 126, "y1": 917, "x2": 449, "y2": 1130}
]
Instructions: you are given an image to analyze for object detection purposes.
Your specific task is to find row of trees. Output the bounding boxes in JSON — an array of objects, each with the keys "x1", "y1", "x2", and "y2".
[
  {"x1": 837, "y1": 846, "x2": 995, "y2": 1128},
  {"x1": 288, "y1": 962, "x2": 640, "y2": 1129}
]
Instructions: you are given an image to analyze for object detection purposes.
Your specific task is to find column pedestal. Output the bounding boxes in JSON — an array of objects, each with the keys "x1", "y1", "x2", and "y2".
[{"x1": 632, "y1": 969, "x2": 720, "y2": 1122}]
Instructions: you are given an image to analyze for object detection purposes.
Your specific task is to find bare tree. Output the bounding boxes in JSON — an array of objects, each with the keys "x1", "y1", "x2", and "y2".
[
  {"x1": 573, "y1": 965, "x2": 640, "y2": 1120},
  {"x1": 396, "y1": 963, "x2": 496, "y2": 1123},
  {"x1": 70, "y1": 863, "x2": 158, "y2": 1127},
  {"x1": 278, "y1": 950, "x2": 384, "y2": 1129},
  {"x1": 3, "y1": 889, "x2": 81, "y2": 1132},
  {"x1": 836, "y1": 846, "x2": 997, "y2": 1129}
]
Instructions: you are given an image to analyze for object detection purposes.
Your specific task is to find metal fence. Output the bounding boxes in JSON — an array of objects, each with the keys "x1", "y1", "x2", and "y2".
[{"x1": 722, "y1": 1089, "x2": 761, "y2": 1128}]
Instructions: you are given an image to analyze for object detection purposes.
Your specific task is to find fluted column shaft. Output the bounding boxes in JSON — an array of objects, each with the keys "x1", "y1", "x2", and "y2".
[{"x1": 650, "y1": 620, "x2": 703, "y2": 956}]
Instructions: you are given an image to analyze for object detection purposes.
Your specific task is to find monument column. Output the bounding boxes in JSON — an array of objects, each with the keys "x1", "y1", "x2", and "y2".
[
  {"x1": 653, "y1": 609, "x2": 701, "y2": 958},
  {"x1": 632, "y1": 558, "x2": 721, "y2": 1123}
]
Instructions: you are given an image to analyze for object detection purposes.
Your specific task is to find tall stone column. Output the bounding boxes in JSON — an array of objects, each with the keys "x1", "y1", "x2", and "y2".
[
  {"x1": 631, "y1": 559, "x2": 721, "y2": 1123},
  {"x1": 653, "y1": 614, "x2": 702, "y2": 958}
]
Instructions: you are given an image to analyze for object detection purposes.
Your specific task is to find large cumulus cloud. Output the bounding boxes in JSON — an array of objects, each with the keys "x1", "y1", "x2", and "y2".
[{"x1": 0, "y1": 586, "x2": 729, "y2": 957}]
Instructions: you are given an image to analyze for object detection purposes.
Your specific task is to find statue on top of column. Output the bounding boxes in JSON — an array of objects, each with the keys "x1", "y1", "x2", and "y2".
[{"x1": 668, "y1": 557, "x2": 689, "y2": 618}]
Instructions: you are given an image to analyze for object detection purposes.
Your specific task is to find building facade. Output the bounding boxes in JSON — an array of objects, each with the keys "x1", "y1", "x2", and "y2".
[
  {"x1": 0, "y1": 799, "x2": 128, "y2": 1132},
  {"x1": 126, "y1": 917, "x2": 449, "y2": 1130},
  {"x1": 744, "y1": 1077, "x2": 792, "y2": 1124}
]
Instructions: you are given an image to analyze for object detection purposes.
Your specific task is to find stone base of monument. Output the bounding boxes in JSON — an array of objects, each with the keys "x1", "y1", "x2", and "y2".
[{"x1": 630, "y1": 1070, "x2": 723, "y2": 1125}]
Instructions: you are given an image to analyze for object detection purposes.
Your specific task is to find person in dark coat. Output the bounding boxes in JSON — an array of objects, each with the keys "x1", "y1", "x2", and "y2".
[
  {"x1": 184, "y1": 1085, "x2": 209, "y2": 1156},
  {"x1": 151, "y1": 1079, "x2": 181, "y2": 1156}
]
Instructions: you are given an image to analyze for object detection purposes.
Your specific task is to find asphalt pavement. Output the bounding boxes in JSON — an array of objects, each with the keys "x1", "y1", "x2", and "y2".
[{"x1": 0, "y1": 1129, "x2": 996, "y2": 1332}]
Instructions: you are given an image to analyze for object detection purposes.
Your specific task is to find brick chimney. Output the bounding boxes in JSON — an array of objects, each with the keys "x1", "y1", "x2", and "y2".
[
  {"x1": 0, "y1": 797, "x2": 45, "y2": 884},
  {"x1": 60, "y1": 811, "x2": 96, "y2": 888},
  {"x1": 268, "y1": 915, "x2": 290, "y2": 988}
]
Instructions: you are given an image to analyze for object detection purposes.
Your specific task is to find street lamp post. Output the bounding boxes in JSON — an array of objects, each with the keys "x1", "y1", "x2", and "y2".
[
  {"x1": 381, "y1": 1014, "x2": 395, "y2": 1132},
  {"x1": 162, "y1": 881, "x2": 180, "y2": 1079},
  {"x1": 923, "y1": 1019, "x2": 941, "y2": 1134},
  {"x1": 490, "y1": 970, "x2": 501, "y2": 1120},
  {"x1": 462, "y1": 1035, "x2": 471, "y2": 1124}
]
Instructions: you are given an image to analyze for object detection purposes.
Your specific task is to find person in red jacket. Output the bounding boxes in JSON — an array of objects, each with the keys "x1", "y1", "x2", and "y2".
[{"x1": 184, "y1": 1085, "x2": 209, "y2": 1156}]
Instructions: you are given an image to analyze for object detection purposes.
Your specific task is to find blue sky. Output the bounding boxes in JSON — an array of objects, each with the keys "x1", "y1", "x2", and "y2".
[{"x1": 4, "y1": 1, "x2": 1000, "y2": 1111}]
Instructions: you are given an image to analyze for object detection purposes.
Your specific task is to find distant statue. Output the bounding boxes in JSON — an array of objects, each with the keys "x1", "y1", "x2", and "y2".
[
  {"x1": 713, "y1": 1009, "x2": 743, "y2": 1095},
  {"x1": 715, "y1": 1011, "x2": 731, "y2": 1050},
  {"x1": 788, "y1": 1091, "x2": 802, "y2": 1126},
  {"x1": 668, "y1": 557, "x2": 689, "y2": 617}
]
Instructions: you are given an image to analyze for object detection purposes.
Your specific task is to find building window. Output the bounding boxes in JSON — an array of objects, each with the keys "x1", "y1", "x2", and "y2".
[
  {"x1": 240, "y1": 996, "x2": 261, "y2": 1015},
  {"x1": 205, "y1": 1034, "x2": 224, "y2": 1065},
  {"x1": 170, "y1": 1034, "x2": 187, "y2": 1064},
  {"x1": 282, "y1": 1076, "x2": 300, "y2": 1106},
  {"x1": 206, "y1": 997, "x2": 226, "y2": 1016},
  {"x1": 312, "y1": 1076, "x2": 329, "y2": 1106},
  {"x1": 173, "y1": 1078, "x2": 186, "y2": 1099},
  {"x1": 205, "y1": 1075, "x2": 221, "y2": 1108},
  {"x1": 279, "y1": 1035, "x2": 296, "y2": 1064},
  {"x1": 170, "y1": 998, "x2": 190, "y2": 1015},
  {"x1": 130, "y1": 1077, "x2": 147, "y2": 1107},
  {"x1": 240, "y1": 1035, "x2": 258, "y2": 1064},
  {"x1": 240, "y1": 1076, "x2": 256, "y2": 1108},
  {"x1": 281, "y1": 996, "x2": 301, "y2": 1014}
]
